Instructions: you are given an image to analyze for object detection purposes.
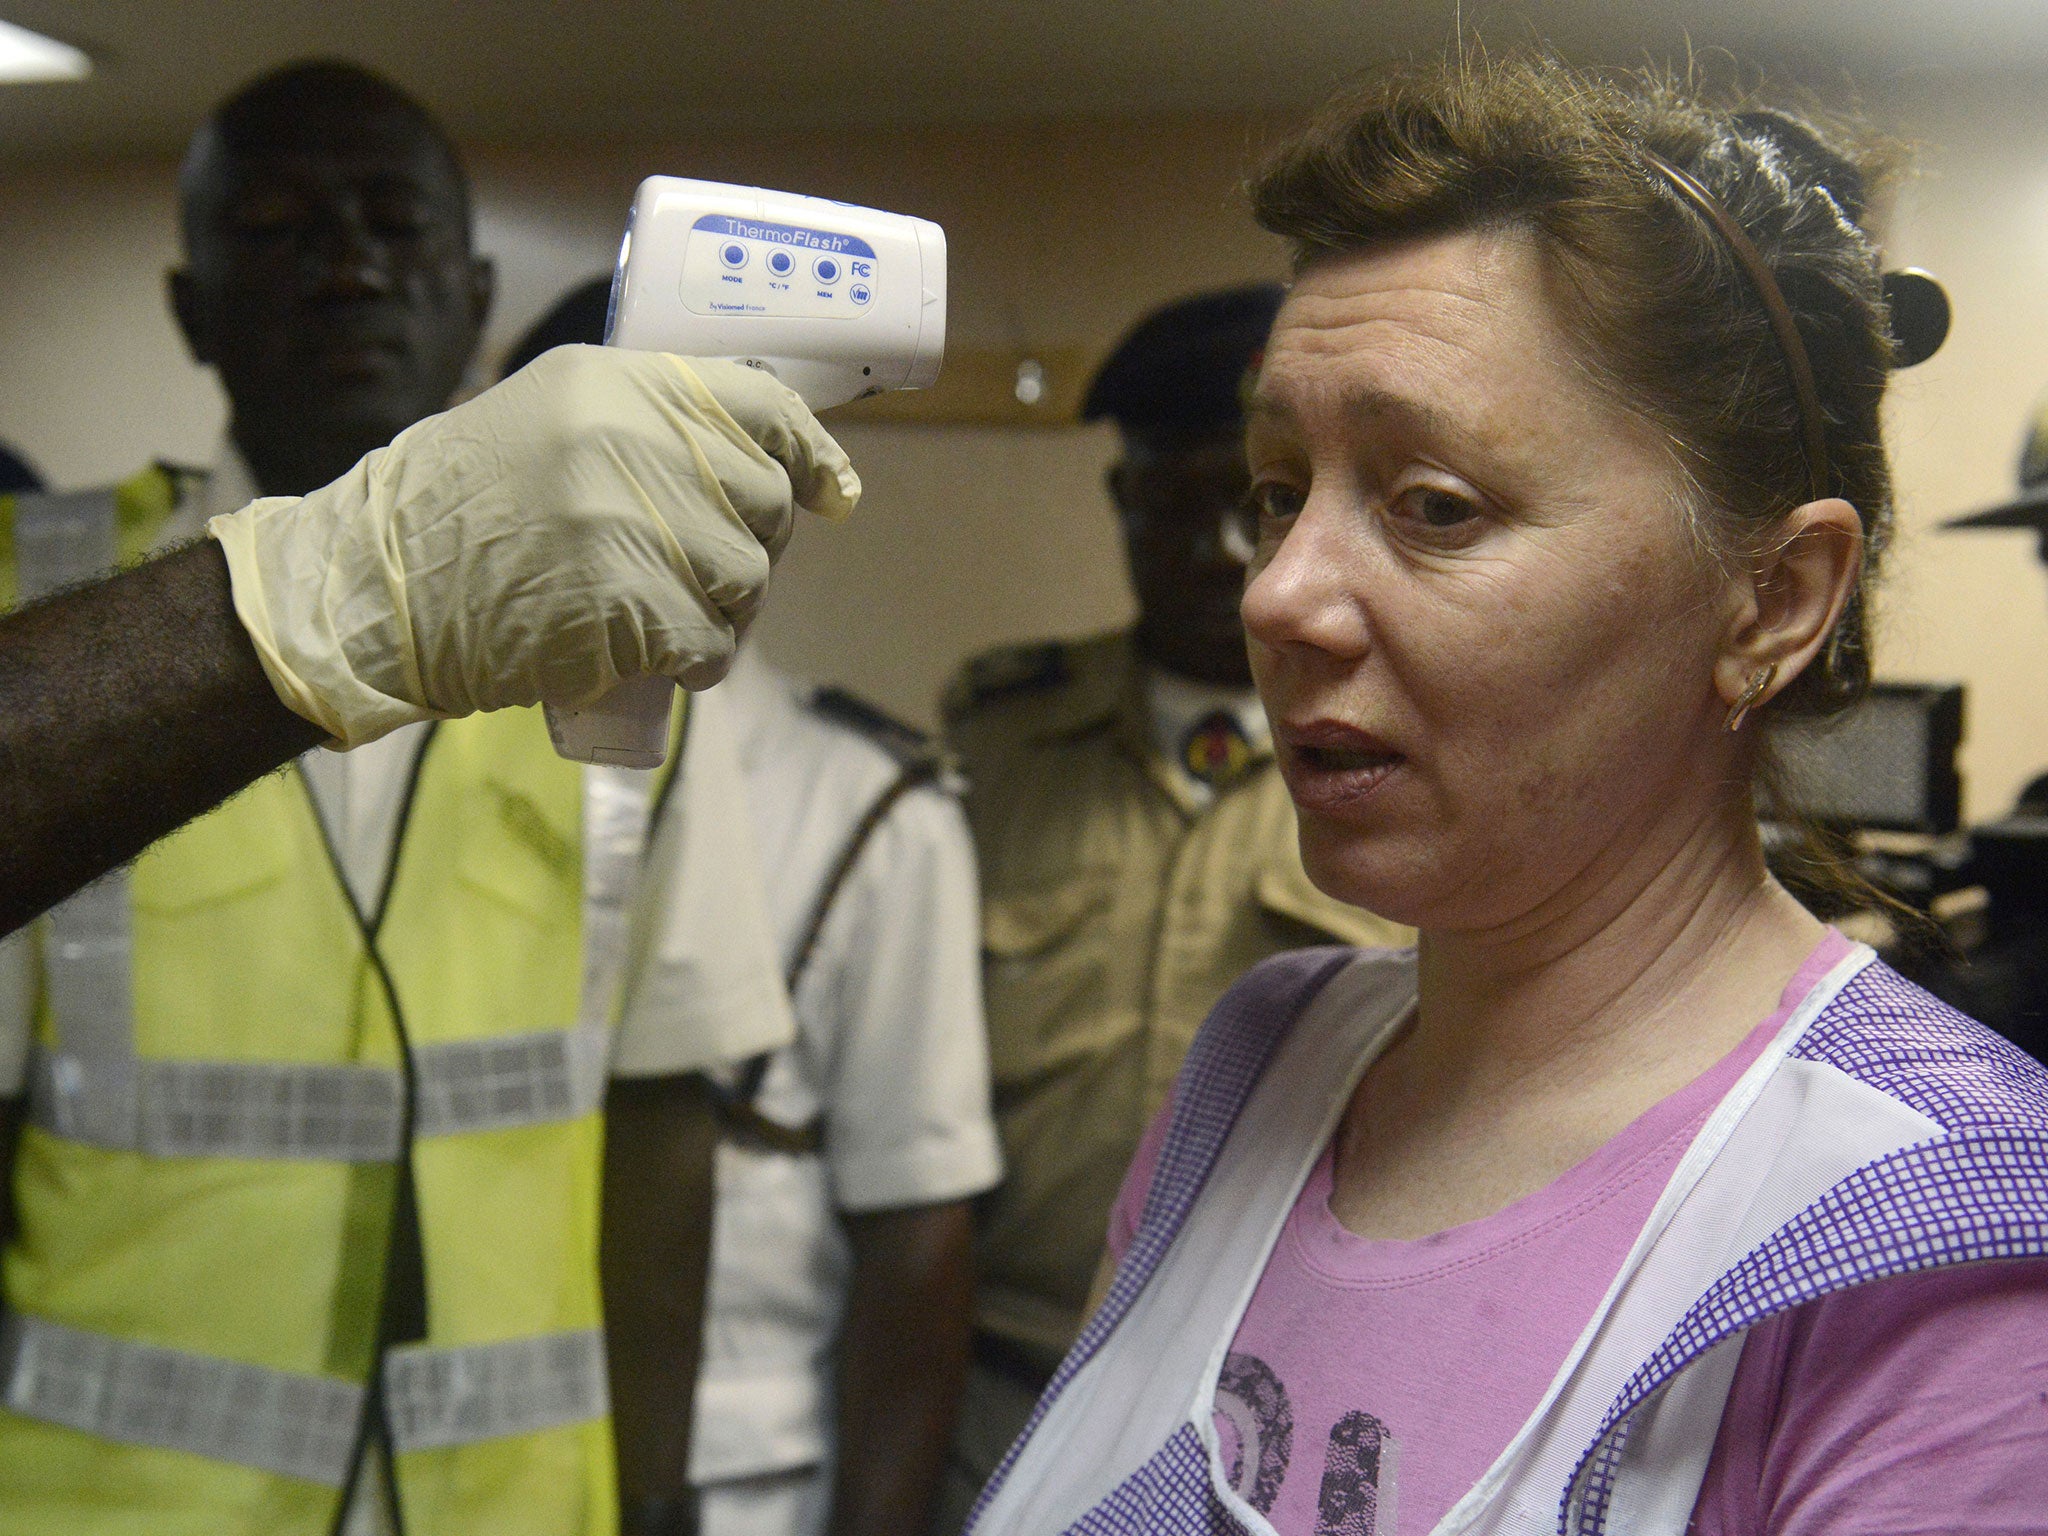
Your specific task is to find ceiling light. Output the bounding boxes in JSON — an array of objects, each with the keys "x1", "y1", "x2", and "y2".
[{"x1": 0, "y1": 18, "x2": 89, "y2": 82}]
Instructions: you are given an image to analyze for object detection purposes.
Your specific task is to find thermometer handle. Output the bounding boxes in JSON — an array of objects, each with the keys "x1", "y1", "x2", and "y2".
[{"x1": 543, "y1": 675, "x2": 675, "y2": 769}]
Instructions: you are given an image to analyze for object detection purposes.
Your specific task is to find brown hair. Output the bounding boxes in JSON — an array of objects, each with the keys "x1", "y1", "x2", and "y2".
[{"x1": 1251, "y1": 52, "x2": 1898, "y2": 726}]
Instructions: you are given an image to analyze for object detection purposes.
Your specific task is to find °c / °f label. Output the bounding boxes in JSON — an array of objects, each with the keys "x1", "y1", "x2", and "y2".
[{"x1": 681, "y1": 214, "x2": 878, "y2": 319}]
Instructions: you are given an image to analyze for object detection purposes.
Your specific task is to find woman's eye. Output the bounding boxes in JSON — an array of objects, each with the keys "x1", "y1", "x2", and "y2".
[
  {"x1": 1395, "y1": 485, "x2": 1480, "y2": 530},
  {"x1": 1240, "y1": 481, "x2": 1304, "y2": 571},
  {"x1": 1248, "y1": 481, "x2": 1306, "y2": 525}
]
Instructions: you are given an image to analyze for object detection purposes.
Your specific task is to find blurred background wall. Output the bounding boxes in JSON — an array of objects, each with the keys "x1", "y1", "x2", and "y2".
[{"x1": 2, "y1": 5, "x2": 2047, "y2": 819}]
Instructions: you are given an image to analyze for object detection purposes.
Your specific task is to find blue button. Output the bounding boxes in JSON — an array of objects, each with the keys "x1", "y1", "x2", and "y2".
[
  {"x1": 849, "y1": 283, "x2": 872, "y2": 306},
  {"x1": 768, "y1": 250, "x2": 794, "y2": 276},
  {"x1": 814, "y1": 257, "x2": 840, "y2": 284},
  {"x1": 720, "y1": 243, "x2": 748, "y2": 268}
]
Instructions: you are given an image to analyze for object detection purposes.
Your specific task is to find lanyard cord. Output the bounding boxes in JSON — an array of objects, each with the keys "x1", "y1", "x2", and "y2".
[{"x1": 303, "y1": 724, "x2": 440, "y2": 1536}]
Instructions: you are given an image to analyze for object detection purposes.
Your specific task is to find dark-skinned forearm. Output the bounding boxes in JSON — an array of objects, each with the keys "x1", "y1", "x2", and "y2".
[
  {"x1": 829, "y1": 1201, "x2": 976, "y2": 1536},
  {"x1": 602, "y1": 1072, "x2": 720, "y2": 1536},
  {"x1": 0, "y1": 541, "x2": 321, "y2": 932}
]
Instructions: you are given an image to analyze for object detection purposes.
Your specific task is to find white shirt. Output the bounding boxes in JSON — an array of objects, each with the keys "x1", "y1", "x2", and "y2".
[
  {"x1": 0, "y1": 448, "x2": 793, "y2": 1088},
  {"x1": 689, "y1": 649, "x2": 1002, "y2": 1487}
]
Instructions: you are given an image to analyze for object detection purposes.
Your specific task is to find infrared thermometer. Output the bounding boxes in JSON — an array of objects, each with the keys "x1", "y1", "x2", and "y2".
[{"x1": 545, "y1": 177, "x2": 947, "y2": 768}]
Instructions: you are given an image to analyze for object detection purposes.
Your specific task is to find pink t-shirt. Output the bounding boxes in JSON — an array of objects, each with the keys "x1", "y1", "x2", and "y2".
[{"x1": 1105, "y1": 933, "x2": 2048, "y2": 1533}]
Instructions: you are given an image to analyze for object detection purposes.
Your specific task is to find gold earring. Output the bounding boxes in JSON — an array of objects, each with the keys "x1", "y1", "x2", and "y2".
[{"x1": 1725, "y1": 663, "x2": 1778, "y2": 733}]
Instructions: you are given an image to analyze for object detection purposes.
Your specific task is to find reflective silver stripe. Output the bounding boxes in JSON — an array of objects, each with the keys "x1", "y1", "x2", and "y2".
[
  {"x1": 35, "y1": 874, "x2": 139, "y2": 1148},
  {"x1": 0, "y1": 1312, "x2": 363, "y2": 1486},
  {"x1": 411, "y1": 1023, "x2": 609, "y2": 1138},
  {"x1": 28, "y1": 1025, "x2": 613, "y2": 1154},
  {"x1": 141, "y1": 1059, "x2": 405, "y2": 1159},
  {"x1": 28, "y1": 1029, "x2": 619, "y2": 1155},
  {"x1": 30, "y1": 1053, "x2": 405, "y2": 1160},
  {"x1": 18, "y1": 494, "x2": 141, "y2": 1147},
  {"x1": 580, "y1": 765, "x2": 657, "y2": 1030},
  {"x1": 12, "y1": 488, "x2": 118, "y2": 601},
  {"x1": 382, "y1": 1329, "x2": 608, "y2": 1452},
  {"x1": 27, "y1": 720, "x2": 650, "y2": 1158}
]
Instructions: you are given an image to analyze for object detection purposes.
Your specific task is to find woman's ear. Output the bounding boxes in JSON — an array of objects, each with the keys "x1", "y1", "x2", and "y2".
[{"x1": 1714, "y1": 497, "x2": 1864, "y2": 710}]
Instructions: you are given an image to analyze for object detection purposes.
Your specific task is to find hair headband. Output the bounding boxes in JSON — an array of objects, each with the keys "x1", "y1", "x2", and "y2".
[{"x1": 1642, "y1": 150, "x2": 1831, "y2": 504}]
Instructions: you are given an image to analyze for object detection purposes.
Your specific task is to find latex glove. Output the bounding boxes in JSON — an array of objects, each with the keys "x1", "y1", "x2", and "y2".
[{"x1": 209, "y1": 346, "x2": 857, "y2": 748}]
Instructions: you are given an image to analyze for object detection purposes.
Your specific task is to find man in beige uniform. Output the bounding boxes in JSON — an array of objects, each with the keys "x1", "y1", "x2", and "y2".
[{"x1": 936, "y1": 288, "x2": 1410, "y2": 1526}]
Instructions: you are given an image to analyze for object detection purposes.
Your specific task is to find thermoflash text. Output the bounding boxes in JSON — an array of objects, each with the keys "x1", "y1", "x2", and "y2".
[{"x1": 545, "y1": 177, "x2": 948, "y2": 769}]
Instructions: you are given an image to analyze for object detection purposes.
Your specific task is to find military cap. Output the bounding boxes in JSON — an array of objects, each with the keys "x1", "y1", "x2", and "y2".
[
  {"x1": 1946, "y1": 392, "x2": 2048, "y2": 532},
  {"x1": 1082, "y1": 284, "x2": 1285, "y2": 438}
]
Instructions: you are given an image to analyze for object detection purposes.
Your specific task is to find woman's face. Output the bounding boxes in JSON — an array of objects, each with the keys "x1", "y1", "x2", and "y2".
[{"x1": 1243, "y1": 228, "x2": 1746, "y2": 931}]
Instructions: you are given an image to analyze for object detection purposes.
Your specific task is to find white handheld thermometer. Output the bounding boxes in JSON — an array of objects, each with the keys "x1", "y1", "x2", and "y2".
[{"x1": 545, "y1": 177, "x2": 947, "y2": 768}]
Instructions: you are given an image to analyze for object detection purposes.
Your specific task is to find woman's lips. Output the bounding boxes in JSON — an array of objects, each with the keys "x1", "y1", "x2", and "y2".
[{"x1": 1276, "y1": 720, "x2": 1404, "y2": 813}]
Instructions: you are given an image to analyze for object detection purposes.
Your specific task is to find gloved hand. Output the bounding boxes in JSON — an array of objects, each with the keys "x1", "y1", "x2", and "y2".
[{"x1": 209, "y1": 346, "x2": 858, "y2": 748}]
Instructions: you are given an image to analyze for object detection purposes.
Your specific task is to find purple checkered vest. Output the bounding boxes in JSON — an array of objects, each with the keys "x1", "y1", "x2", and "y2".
[{"x1": 966, "y1": 944, "x2": 2048, "y2": 1536}]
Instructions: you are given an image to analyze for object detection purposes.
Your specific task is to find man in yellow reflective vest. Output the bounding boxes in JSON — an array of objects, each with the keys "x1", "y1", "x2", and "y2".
[{"x1": 0, "y1": 61, "x2": 803, "y2": 1536}]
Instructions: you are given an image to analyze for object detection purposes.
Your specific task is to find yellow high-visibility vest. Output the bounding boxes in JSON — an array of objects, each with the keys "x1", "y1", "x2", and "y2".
[{"x1": 0, "y1": 471, "x2": 672, "y2": 1535}]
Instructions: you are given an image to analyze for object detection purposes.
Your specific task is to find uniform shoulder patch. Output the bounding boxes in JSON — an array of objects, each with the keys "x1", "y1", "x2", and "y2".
[
  {"x1": 810, "y1": 686, "x2": 942, "y2": 772},
  {"x1": 947, "y1": 641, "x2": 1070, "y2": 718}
]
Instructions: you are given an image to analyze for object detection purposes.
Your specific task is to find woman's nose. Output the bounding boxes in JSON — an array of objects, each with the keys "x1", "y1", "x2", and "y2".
[{"x1": 1241, "y1": 495, "x2": 1372, "y2": 661}]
